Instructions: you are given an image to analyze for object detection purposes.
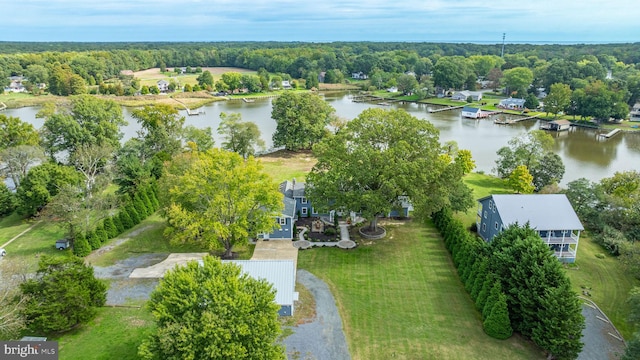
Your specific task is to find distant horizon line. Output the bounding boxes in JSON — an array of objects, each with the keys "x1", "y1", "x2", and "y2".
[{"x1": 0, "y1": 39, "x2": 638, "y2": 45}]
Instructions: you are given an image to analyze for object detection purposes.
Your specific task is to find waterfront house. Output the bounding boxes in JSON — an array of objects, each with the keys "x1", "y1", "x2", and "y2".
[
  {"x1": 461, "y1": 106, "x2": 483, "y2": 119},
  {"x1": 498, "y1": 97, "x2": 526, "y2": 110},
  {"x1": 452, "y1": 90, "x2": 483, "y2": 101},
  {"x1": 476, "y1": 194, "x2": 583, "y2": 263},
  {"x1": 157, "y1": 80, "x2": 169, "y2": 93},
  {"x1": 351, "y1": 72, "x2": 368, "y2": 80},
  {"x1": 259, "y1": 196, "x2": 296, "y2": 240},
  {"x1": 631, "y1": 102, "x2": 640, "y2": 122},
  {"x1": 540, "y1": 119, "x2": 572, "y2": 131}
]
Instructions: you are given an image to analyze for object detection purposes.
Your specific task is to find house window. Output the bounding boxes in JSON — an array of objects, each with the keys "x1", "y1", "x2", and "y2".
[
  {"x1": 495, "y1": 222, "x2": 499, "y2": 230},
  {"x1": 489, "y1": 200, "x2": 493, "y2": 210},
  {"x1": 301, "y1": 208, "x2": 308, "y2": 215},
  {"x1": 301, "y1": 197, "x2": 308, "y2": 204},
  {"x1": 482, "y1": 223, "x2": 486, "y2": 231},
  {"x1": 484, "y1": 211, "x2": 487, "y2": 219},
  {"x1": 279, "y1": 217, "x2": 286, "y2": 225},
  {"x1": 312, "y1": 207, "x2": 318, "y2": 215}
]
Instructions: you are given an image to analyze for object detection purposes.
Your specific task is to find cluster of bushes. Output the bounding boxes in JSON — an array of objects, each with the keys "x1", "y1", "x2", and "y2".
[
  {"x1": 432, "y1": 207, "x2": 584, "y2": 360},
  {"x1": 73, "y1": 183, "x2": 159, "y2": 257}
]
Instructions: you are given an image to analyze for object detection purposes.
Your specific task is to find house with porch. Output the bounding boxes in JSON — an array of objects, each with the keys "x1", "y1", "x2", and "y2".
[
  {"x1": 157, "y1": 79, "x2": 169, "y2": 93},
  {"x1": 476, "y1": 194, "x2": 583, "y2": 263},
  {"x1": 451, "y1": 90, "x2": 483, "y2": 101},
  {"x1": 498, "y1": 97, "x2": 526, "y2": 110}
]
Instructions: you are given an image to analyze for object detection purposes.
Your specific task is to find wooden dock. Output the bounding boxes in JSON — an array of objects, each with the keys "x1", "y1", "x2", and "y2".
[
  {"x1": 494, "y1": 114, "x2": 540, "y2": 125},
  {"x1": 242, "y1": 98, "x2": 255, "y2": 103},
  {"x1": 598, "y1": 128, "x2": 622, "y2": 139},
  {"x1": 0, "y1": 102, "x2": 6, "y2": 111},
  {"x1": 428, "y1": 105, "x2": 464, "y2": 113},
  {"x1": 173, "y1": 98, "x2": 205, "y2": 116}
]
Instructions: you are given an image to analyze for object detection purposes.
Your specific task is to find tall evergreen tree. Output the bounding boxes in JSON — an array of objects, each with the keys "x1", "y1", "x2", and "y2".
[
  {"x1": 73, "y1": 233, "x2": 91, "y2": 257},
  {"x1": 118, "y1": 209, "x2": 134, "y2": 230},
  {"x1": 483, "y1": 293, "x2": 513, "y2": 340}
]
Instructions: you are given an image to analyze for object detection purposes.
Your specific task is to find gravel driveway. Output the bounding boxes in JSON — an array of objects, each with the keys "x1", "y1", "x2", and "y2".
[
  {"x1": 283, "y1": 270, "x2": 351, "y2": 360},
  {"x1": 92, "y1": 253, "x2": 166, "y2": 305},
  {"x1": 578, "y1": 303, "x2": 626, "y2": 360}
]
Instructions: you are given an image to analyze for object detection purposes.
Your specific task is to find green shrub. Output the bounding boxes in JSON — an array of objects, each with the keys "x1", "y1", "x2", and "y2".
[
  {"x1": 102, "y1": 217, "x2": 118, "y2": 239},
  {"x1": 134, "y1": 194, "x2": 149, "y2": 219},
  {"x1": 95, "y1": 225, "x2": 108, "y2": 244},
  {"x1": 86, "y1": 231, "x2": 101, "y2": 250},
  {"x1": 126, "y1": 203, "x2": 141, "y2": 225},
  {"x1": 119, "y1": 209, "x2": 134, "y2": 230},
  {"x1": 140, "y1": 191, "x2": 155, "y2": 213},
  {"x1": 324, "y1": 227, "x2": 337, "y2": 236},
  {"x1": 483, "y1": 293, "x2": 513, "y2": 339},
  {"x1": 112, "y1": 215, "x2": 125, "y2": 235},
  {"x1": 73, "y1": 233, "x2": 91, "y2": 257},
  {"x1": 0, "y1": 183, "x2": 16, "y2": 216}
]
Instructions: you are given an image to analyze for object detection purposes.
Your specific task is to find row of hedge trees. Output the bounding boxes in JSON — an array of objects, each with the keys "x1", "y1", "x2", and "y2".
[
  {"x1": 432, "y1": 207, "x2": 584, "y2": 360},
  {"x1": 73, "y1": 183, "x2": 159, "y2": 257}
]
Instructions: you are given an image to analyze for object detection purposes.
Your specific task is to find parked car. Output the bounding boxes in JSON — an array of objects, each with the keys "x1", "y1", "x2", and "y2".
[
  {"x1": 55, "y1": 239, "x2": 70, "y2": 250},
  {"x1": 0, "y1": 248, "x2": 6, "y2": 256}
]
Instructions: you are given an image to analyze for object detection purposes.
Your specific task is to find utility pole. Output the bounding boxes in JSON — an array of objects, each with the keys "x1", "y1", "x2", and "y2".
[{"x1": 501, "y1": 33, "x2": 506, "y2": 58}]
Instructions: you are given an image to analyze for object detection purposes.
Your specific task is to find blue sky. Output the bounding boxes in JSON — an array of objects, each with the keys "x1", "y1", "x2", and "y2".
[{"x1": 2, "y1": 0, "x2": 638, "y2": 43}]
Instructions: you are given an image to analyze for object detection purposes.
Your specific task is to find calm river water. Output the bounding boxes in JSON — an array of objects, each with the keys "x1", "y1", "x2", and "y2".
[{"x1": 5, "y1": 92, "x2": 640, "y2": 185}]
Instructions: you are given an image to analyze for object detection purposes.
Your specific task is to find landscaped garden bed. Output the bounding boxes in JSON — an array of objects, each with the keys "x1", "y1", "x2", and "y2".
[{"x1": 295, "y1": 217, "x2": 339, "y2": 242}]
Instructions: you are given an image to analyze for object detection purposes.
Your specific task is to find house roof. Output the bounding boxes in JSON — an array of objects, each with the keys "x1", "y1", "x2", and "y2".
[
  {"x1": 481, "y1": 194, "x2": 583, "y2": 231},
  {"x1": 499, "y1": 97, "x2": 526, "y2": 106},
  {"x1": 550, "y1": 120, "x2": 571, "y2": 126},
  {"x1": 282, "y1": 197, "x2": 296, "y2": 218},
  {"x1": 462, "y1": 106, "x2": 481, "y2": 113},
  {"x1": 157, "y1": 80, "x2": 169, "y2": 85},
  {"x1": 219, "y1": 260, "x2": 297, "y2": 306},
  {"x1": 279, "y1": 180, "x2": 306, "y2": 198}
]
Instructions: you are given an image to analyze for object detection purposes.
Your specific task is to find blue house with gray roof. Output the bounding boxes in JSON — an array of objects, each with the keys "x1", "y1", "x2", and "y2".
[
  {"x1": 259, "y1": 196, "x2": 296, "y2": 240},
  {"x1": 279, "y1": 179, "x2": 318, "y2": 218},
  {"x1": 476, "y1": 194, "x2": 583, "y2": 263}
]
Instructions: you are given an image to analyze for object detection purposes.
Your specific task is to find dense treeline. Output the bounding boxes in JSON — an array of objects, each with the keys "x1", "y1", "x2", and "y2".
[
  {"x1": 3, "y1": 41, "x2": 640, "y2": 122},
  {"x1": 1, "y1": 41, "x2": 640, "y2": 64},
  {"x1": 432, "y1": 208, "x2": 584, "y2": 360}
]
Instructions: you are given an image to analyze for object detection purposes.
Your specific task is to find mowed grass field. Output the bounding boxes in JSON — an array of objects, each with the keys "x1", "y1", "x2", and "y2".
[
  {"x1": 565, "y1": 234, "x2": 640, "y2": 339},
  {"x1": 298, "y1": 220, "x2": 544, "y2": 360},
  {"x1": 134, "y1": 67, "x2": 257, "y2": 88},
  {"x1": 55, "y1": 307, "x2": 154, "y2": 360}
]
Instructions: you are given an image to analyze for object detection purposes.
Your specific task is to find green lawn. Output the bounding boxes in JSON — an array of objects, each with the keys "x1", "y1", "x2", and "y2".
[
  {"x1": 56, "y1": 307, "x2": 154, "y2": 360},
  {"x1": 88, "y1": 213, "x2": 255, "y2": 267},
  {"x1": 258, "y1": 150, "x2": 317, "y2": 183},
  {"x1": 2, "y1": 219, "x2": 67, "y2": 271},
  {"x1": 298, "y1": 220, "x2": 544, "y2": 360},
  {"x1": 565, "y1": 234, "x2": 640, "y2": 339},
  {"x1": 0, "y1": 212, "x2": 33, "y2": 245},
  {"x1": 457, "y1": 172, "x2": 511, "y2": 225}
]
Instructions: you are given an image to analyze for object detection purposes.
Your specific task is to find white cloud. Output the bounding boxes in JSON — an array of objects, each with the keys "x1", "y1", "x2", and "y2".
[{"x1": 1, "y1": 0, "x2": 639, "y2": 42}]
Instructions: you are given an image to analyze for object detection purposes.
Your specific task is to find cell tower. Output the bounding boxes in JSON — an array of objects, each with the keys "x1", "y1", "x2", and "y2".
[{"x1": 501, "y1": 33, "x2": 506, "y2": 58}]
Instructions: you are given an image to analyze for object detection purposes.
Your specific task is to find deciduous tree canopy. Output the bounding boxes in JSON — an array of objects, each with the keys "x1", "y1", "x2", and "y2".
[
  {"x1": 271, "y1": 92, "x2": 335, "y2": 151},
  {"x1": 160, "y1": 149, "x2": 282, "y2": 258},
  {"x1": 138, "y1": 256, "x2": 285, "y2": 360},
  {"x1": 307, "y1": 108, "x2": 473, "y2": 231}
]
